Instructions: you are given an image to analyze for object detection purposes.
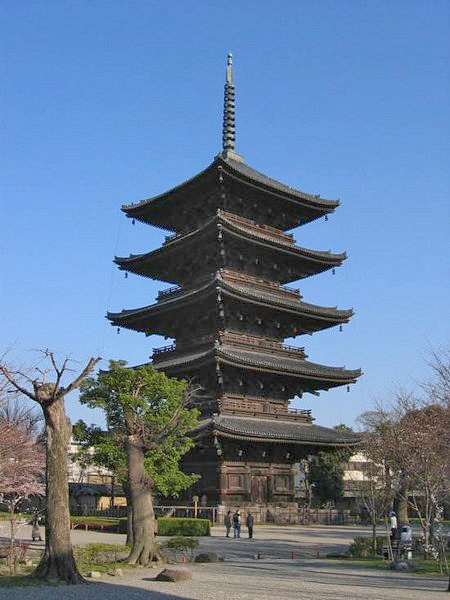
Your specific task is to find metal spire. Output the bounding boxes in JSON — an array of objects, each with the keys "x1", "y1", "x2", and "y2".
[{"x1": 221, "y1": 53, "x2": 244, "y2": 162}]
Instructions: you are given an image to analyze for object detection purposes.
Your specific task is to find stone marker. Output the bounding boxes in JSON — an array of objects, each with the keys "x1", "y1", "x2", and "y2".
[
  {"x1": 87, "y1": 571, "x2": 102, "y2": 578},
  {"x1": 155, "y1": 568, "x2": 192, "y2": 582},
  {"x1": 108, "y1": 568, "x2": 123, "y2": 577}
]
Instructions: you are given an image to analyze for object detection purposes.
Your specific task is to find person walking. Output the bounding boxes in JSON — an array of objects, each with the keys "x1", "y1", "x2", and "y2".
[
  {"x1": 233, "y1": 510, "x2": 241, "y2": 538},
  {"x1": 224, "y1": 510, "x2": 232, "y2": 537},
  {"x1": 246, "y1": 512, "x2": 254, "y2": 539}
]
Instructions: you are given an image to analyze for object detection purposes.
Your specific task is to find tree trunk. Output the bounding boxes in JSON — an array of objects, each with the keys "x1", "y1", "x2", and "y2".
[
  {"x1": 126, "y1": 504, "x2": 134, "y2": 547},
  {"x1": 33, "y1": 398, "x2": 84, "y2": 583},
  {"x1": 371, "y1": 517, "x2": 377, "y2": 556},
  {"x1": 122, "y1": 480, "x2": 133, "y2": 546},
  {"x1": 395, "y1": 479, "x2": 409, "y2": 525},
  {"x1": 125, "y1": 436, "x2": 158, "y2": 565}
]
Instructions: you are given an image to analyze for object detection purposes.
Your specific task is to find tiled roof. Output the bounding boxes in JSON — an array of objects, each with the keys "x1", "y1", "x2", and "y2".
[
  {"x1": 107, "y1": 273, "x2": 352, "y2": 325},
  {"x1": 115, "y1": 212, "x2": 345, "y2": 276},
  {"x1": 197, "y1": 414, "x2": 360, "y2": 446},
  {"x1": 218, "y1": 347, "x2": 361, "y2": 381},
  {"x1": 153, "y1": 344, "x2": 361, "y2": 384},
  {"x1": 222, "y1": 156, "x2": 339, "y2": 207},
  {"x1": 122, "y1": 155, "x2": 338, "y2": 214}
]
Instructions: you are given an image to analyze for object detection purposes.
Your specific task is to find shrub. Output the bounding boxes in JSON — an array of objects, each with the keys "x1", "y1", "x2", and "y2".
[
  {"x1": 117, "y1": 516, "x2": 210, "y2": 536},
  {"x1": 73, "y1": 543, "x2": 129, "y2": 574},
  {"x1": 160, "y1": 536, "x2": 199, "y2": 562},
  {"x1": 157, "y1": 517, "x2": 210, "y2": 537},
  {"x1": 348, "y1": 536, "x2": 386, "y2": 558}
]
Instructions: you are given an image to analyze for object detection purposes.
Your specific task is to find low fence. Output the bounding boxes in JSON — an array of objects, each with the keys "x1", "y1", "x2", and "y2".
[
  {"x1": 70, "y1": 505, "x2": 358, "y2": 526},
  {"x1": 298, "y1": 508, "x2": 360, "y2": 526},
  {"x1": 70, "y1": 505, "x2": 220, "y2": 523}
]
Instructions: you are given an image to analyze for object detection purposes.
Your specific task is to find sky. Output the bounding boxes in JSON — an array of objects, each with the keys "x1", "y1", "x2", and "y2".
[{"x1": 1, "y1": 0, "x2": 449, "y2": 430}]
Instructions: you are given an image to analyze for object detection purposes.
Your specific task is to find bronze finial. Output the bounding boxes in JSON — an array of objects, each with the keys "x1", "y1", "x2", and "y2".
[
  {"x1": 221, "y1": 53, "x2": 244, "y2": 162},
  {"x1": 222, "y1": 53, "x2": 236, "y2": 152}
]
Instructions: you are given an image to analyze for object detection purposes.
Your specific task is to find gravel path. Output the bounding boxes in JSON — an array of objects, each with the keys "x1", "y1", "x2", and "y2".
[
  {"x1": 1, "y1": 524, "x2": 447, "y2": 599},
  {"x1": 1, "y1": 559, "x2": 446, "y2": 600}
]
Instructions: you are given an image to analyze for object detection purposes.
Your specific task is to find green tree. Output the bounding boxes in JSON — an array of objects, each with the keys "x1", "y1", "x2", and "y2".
[
  {"x1": 79, "y1": 360, "x2": 200, "y2": 565},
  {"x1": 308, "y1": 425, "x2": 353, "y2": 506}
]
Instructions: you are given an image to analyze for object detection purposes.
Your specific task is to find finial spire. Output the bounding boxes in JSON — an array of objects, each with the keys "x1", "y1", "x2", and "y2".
[
  {"x1": 221, "y1": 53, "x2": 244, "y2": 162},
  {"x1": 222, "y1": 53, "x2": 235, "y2": 152}
]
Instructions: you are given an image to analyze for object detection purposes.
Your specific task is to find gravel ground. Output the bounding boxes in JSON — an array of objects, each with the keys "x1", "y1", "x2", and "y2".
[
  {"x1": 1, "y1": 524, "x2": 447, "y2": 599},
  {"x1": 0, "y1": 559, "x2": 446, "y2": 600}
]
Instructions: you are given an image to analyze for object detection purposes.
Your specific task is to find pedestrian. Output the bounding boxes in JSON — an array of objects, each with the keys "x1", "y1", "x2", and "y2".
[
  {"x1": 389, "y1": 511, "x2": 398, "y2": 541},
  {"x1": 224, "y1": 510, "x2": 232, "y2": 537},
  {"x1": 31, "y1": 509, "x2": 42, "y2": 542},
  {"x1": 246, "y1": 512, "x2": 254, "y2": 539},
  {"x1": 233, "y1": 509, "x2": 241, "y2": 538}
]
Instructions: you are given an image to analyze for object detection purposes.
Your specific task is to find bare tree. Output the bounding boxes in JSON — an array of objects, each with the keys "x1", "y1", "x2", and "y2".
[{"x1": 0, "y1": 351, "x2": 101, "y2": 584}]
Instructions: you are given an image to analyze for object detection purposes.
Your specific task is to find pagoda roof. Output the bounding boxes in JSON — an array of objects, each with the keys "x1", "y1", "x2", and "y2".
[
  {"x1": 115, "y1": 210, "x2": 346, "y2": 283},
  {"x1": 122, "y1": 154, "x2": 339, "y2": 231},
  {"x1": 195, "y1": 414, "x2": 360, "y2": 447},
  {"x1": 107, "y1": 271, "x2": 352, "y2": 334},
  {"x1": 153, "y1": 343, "x2": 361, "y2": 390}
]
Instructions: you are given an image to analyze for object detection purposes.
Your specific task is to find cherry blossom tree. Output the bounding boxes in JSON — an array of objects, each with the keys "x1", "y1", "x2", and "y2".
[{"x1": 0, "y1": 420, "x2": 45, "y2": 571}]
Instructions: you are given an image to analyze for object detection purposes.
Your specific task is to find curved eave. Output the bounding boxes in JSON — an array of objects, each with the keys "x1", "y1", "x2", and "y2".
[
  {"x1": 154, "y1": 345, "x2": 362, "y2": 387},
  {"x1": 221, "y1": 213, "x2": 346, "y2": 264},
  {"x1": 217, "y1": 348, "x2": 361, "y2": 384},
  {"x1": 121, "y1": 160, "x2": 216, "y2": 225},
  {"x1": 114, "y1": 213, "x2": 346, "y2": 279},
  {"x1": 121, "y1": 155, "x2": 339, "y2": 228},
  {"x1": 218, "y1": 155, "x2": 339, "y2": 211},
  {"x1": 107, "y1": 275, "x2": 353, "y2": 333},
  {"x1": 195, "y1": 416, "x2": 361, "y2": 447}
]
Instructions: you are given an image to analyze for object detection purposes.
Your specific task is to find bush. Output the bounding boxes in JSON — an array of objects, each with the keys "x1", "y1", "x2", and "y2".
[
  {"x1": 160, "y1": 536, "x2": 199, "y2": 562},
  {"x1": 117, "y1": 516, "x2": 210, "y2": 536},
  {"x1": 70, "y1": 516, "x2": 119, "y2": 531},
  {"x1": 157, "y1": 518, "x2": 210, "y2": 537},
  {"x1": 348, "y1": 536, "x2": 386, "y2": 558},
  {"x1": 73, "y1": 543, "x2": 129, "y2": 574}
]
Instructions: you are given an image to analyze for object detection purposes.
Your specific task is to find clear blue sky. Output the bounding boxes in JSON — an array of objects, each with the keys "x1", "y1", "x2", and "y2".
[{"x1": 1, "y1": 1, "x2": 449, "y2": 430}]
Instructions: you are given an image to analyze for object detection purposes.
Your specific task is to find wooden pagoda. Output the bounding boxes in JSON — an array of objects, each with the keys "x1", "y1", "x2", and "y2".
[{"x1": 109, "y1": 54, "x2": 361, "y2": 515}]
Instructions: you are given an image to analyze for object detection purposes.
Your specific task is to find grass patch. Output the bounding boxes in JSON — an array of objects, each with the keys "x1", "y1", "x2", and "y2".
[
  {"x1": 326, "y1": 555, "x2": 449, "y2": 577},
  {"x1": 73, "y1": 543, "x2": 130, "y2": 575},
  {"x1": 0, "y1": 562, "x2": 60, "y2": 587},
  {"x1": 70, "y1": 516, "x2": 120, "y2": 531}
]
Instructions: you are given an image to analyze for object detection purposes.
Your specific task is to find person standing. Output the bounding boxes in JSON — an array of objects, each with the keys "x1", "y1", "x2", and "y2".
[
  {"x1": 30, "y1": 509, "x2": 42, "y2": 541},
  {"x1": 389, "y1": 511, "x2": 398, "y2": 541},
  {"x1": 224, "y1": 510, "x2": 232, "y2": 537},
  {"x1": 246, "y1": 512, "x2": 254, "y2": 539},
  {"x1": 233, "y1": 510, "x2": 241, "y2": 538}
]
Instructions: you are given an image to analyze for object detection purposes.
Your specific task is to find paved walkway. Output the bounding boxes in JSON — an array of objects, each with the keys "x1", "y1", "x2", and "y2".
[{"x1": 1, "y1": 524, "x2": 447, "y2": 599}]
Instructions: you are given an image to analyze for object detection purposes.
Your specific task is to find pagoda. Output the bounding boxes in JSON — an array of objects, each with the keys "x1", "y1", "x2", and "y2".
[{"x1": 109, "y1": 55, "x2": 361, "y2": 513}]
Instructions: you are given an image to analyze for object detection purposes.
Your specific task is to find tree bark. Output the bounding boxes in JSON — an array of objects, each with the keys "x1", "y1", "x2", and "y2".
[
  {"x1": 394, "y1": 479, "x2": 409, "y2": 525},
  {"x1": 125, "y1": 436, "x2": 158, "y2": 565},
  {"x1": 33, "y1": 398, "x2": 84, "y2": 583}
]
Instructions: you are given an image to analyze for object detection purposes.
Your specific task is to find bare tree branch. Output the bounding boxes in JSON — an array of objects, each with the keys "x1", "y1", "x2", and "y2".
[{"x1": 57, "y1": 356, "x2": 102, "y2": 399}]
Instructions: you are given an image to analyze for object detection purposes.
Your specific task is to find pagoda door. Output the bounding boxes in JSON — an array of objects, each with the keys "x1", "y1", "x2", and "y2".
[{"x1": 251, "y1": 475, "x2": 268, "y2": 504}]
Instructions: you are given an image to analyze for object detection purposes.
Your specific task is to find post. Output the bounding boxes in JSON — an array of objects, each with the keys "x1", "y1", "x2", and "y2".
[{"x1": 192, "y1": 495, "x2": 199, "y2": 519}]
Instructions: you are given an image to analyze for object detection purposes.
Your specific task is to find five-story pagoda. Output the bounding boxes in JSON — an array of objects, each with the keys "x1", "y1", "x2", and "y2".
[{"x1": 109, "y1": 55, "x2": 361, "y2": 514}]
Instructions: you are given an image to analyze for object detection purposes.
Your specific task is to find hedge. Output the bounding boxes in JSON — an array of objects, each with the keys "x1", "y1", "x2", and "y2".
[
  {"x1": 117, "y1": 516, "x2": 210, "y2": 536},
  {"x1": 158, "y1": 517, "x2": 210, "y2": 537},
  {"x1": 348, "y1": 536, "x2": 386, "y2": 558}
]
